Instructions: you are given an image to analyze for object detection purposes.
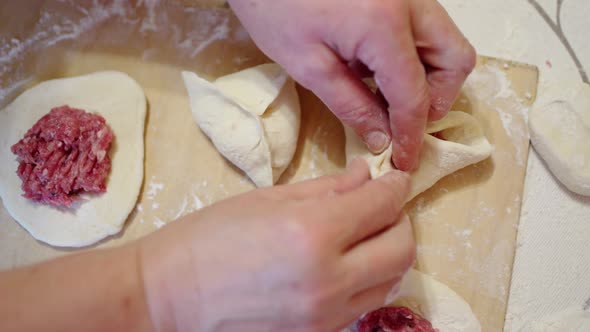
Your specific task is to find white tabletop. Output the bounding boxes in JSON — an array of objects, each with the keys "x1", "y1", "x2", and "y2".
[{"x1": 439, "y1": 0, "x2": 590, "y2": 330}]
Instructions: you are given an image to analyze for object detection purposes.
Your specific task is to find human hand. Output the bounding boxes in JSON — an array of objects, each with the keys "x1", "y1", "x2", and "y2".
[
  {"x1": 228, "y1": 0, "x2": 476, "y2": 171},
  {"x1": 139, "y1": 160, "x2": 415, "y2": 331}
]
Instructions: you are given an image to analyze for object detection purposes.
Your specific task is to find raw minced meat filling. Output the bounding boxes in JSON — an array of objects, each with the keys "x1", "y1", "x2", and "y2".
[
  {"x1": 11, "y1": 105, "x2": 114, "y2": 207},
  {"x1": 357, "y1": 306, "x2": 438, "y2": 332}
]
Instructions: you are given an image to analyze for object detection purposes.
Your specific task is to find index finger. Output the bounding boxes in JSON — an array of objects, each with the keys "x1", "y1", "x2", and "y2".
[
  {"x1": 358, "y1": 6, "x2": 430, "y2": 171},
  {"x1": 411, "y1": 0, "x2": 477, "y2": 120}
]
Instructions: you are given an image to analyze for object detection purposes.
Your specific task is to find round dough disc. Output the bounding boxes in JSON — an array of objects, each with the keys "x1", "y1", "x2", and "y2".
[{"x1": 0, "y1": 71, "x2": 146, "y2": 247}]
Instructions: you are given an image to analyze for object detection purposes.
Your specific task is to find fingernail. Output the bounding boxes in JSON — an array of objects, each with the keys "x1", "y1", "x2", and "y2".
[{"x1": 364, "y1": 131, "x2": 390, "y2": 153}]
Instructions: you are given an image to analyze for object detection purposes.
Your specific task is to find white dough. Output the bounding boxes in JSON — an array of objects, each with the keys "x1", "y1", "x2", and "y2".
[
  {"x1": 182, "y1": 63, "x2": 301, "y2": 187},
  {"x1": 0, "y1": 71, "x2": 146, "y2": 247},
  {"x1": 391, "y1": 269, "x2": 482, "y2": 332},
  {"x1": 529, "y1": 82, "x2": 590, "y2": 196},
  {"x1": 346, "y1": 111, "x2": 493, "y2": 201}
]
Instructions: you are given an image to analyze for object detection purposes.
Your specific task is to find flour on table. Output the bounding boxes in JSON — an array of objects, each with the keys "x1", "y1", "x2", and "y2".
[
  {"x1": 528, "y1": 306, "x2": 590, "y2": 331},
  {"x1": 153, "y1": 217, "x2": 166, "y2": 229},
  {"x1": 0, "y1": 0, "x2": 237, "y2": 108},
  {"x1": 464, "y1": 64, "x2": 530, "y2": 166},
  {"x1": 146, "y1": 177, "x2": 165, "y2": 200}
]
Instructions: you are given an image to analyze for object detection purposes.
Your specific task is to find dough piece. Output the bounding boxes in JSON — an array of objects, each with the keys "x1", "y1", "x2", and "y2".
[
  {"x1": 390, "y1": 269, "x2": 482, "y2": 332},
  {"x1": 345, "y1": 111, "x2": 493, "y2": 201},
  {"x1": 0, "y1": 71, "x2": 146, "y2": 247},
  {"x1": 182, "y1": 63, "x2": 301, "y2": 187},
  {"x1": 529, "y1": 82, "x2": 590, "y2": 196}
]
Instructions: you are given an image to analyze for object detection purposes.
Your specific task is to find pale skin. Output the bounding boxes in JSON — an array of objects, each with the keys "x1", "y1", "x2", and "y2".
[{"x1": 0, "y1": 0, "x2": 475, "y2": 331}]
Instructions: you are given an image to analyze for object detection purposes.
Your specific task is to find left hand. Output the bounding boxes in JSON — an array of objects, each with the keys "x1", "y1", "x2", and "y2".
[{"x1": 139, "y1": 159, "x2": 415, "y2": 331}]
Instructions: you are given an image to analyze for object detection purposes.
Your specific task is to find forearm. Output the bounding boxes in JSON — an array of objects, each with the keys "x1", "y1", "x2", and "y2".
[{"x1": 0, "y1": 244, "x2": 155, "y2": 332}]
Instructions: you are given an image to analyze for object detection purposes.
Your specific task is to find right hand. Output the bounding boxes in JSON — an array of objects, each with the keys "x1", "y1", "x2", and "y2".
[
  {"x1": 139, "y1": 159, "x2": 415, "y2": 331},
  {"x1": 229, "y1": 0, "x2": 476, "y2": 171}
]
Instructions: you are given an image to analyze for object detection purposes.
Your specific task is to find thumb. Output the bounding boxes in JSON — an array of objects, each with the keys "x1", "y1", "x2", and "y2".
[{"x1": 289, "y1": 46, "x2": 392, "y2": 153}]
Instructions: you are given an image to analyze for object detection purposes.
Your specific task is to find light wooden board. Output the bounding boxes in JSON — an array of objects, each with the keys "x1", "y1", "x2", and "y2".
[{"x1": 0, "y1": 2, "x2": 538, "y2": 331}]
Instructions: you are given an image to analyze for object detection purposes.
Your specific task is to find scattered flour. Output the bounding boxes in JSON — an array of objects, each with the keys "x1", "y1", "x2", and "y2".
[
  {"x1": 0, "y1": 0, "x2": 234, "y2": 106},
  {"x1": 301, "y1": 126, "x2": 330, "y2": 181},
  {"x1": 153, "y1": 217, "x2": 166, "y2": 229},
  {"x1": 171, "y1": 197, "x2": 189, "y2": 220},
  {"x1": 0, "y1": 0, "x2": 135, "y2": 104},
  {"x1": 145, "y1": 177, "x2": 165, "y2": 200}
]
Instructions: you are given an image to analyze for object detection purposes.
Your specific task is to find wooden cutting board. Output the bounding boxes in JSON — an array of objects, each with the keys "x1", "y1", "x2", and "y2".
[{"x1": 0, "y1": 2, "x2": 538, "y2": 331}]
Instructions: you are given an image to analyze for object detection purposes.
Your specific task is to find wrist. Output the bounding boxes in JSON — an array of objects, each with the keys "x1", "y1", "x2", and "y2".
[
  {"x1": 137, "y1": 225, "x2": 202, "y2": 332},
  {"x1": 137, "y1": 237, "x2": 178, "y2": 332}
]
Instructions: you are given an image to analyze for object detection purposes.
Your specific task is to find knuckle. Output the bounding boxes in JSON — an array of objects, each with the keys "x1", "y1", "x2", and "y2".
[
  {"x1": 283, "y1": 215, "x2": 325, "y2": 259},
  {"x1": 363, "y1": 1, "x2": 395, "y2": 23},
  {"x1": 457, "y1": 41, "x2": 477, "y2": 75},
  {"x1": 300, "y1": 292, "x2": 328, "y2": 317},
  {"x1": 406, "y1": 82, "x2": 431, "y2": 115},
  {"x1": 337, "y1": 102, "x2": 383, "y2": 129},
  {"x1": 322, "y1": 176, "x2": 341, "y2": 191},
  {"x1": 291, "y1": 52, "x2": 341, "y2": 89},
  {"x1": 297, "y1": 285, "x2": 340, "y2": 327},
  {"x1": 379, "y1": 74, "x2": 429, "y2": 118}
]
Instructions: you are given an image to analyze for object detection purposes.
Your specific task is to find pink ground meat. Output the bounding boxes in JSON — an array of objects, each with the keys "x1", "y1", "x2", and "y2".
[
  {"x1": 357, "y1": 306, "x2": 438, "y2": 332},
  {"x1": 11, "y1": 105, "x2": 114, "y2": 208}
]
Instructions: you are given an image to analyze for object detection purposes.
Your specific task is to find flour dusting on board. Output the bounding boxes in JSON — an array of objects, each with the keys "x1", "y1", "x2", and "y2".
[
  {"x1": 134, "y1": 177, "x2": 215, "y2": 230},
  {"x1": 146, "y1": 176, "x2": 165, "y2": 200},
  {"x1": 0, "y1": 0, "x2": 233, "y2": 107},
  {"x1": 305, "y1": 126, "x2": 330, "y2": 180},
  {"x1": 0, "y1": 0, "x2": 132, "y2": 105},
  {"x1": 464, "y1": 64, "x2": 530, "y2": 166}
]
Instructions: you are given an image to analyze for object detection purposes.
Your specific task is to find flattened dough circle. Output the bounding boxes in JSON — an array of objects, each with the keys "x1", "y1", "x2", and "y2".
[{"x1": 0, "y1": 71, "x2": 146, "y2": 247}]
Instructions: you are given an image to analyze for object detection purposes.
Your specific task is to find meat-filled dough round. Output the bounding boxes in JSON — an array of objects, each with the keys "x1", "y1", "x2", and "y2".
[
  {"x1": 0, "y1": 71, "x2": 146, "y2": 247},
  {"x1": 390, "y1": 269, "x2": 481, "y2": 332}
]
